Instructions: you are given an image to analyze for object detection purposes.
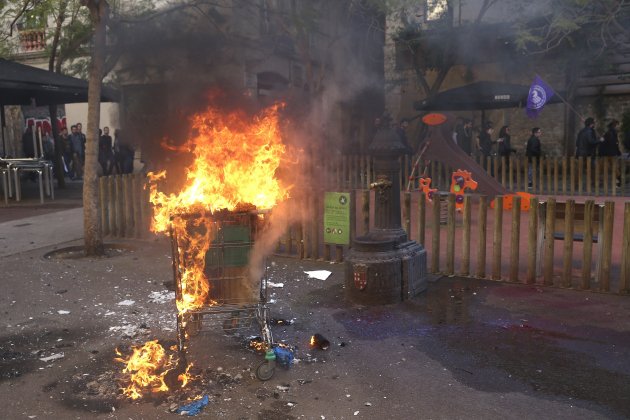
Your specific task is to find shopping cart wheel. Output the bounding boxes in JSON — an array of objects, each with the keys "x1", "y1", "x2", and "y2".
[{"x1": 255, "y1": 360, "x2": 275, "y2": 381}]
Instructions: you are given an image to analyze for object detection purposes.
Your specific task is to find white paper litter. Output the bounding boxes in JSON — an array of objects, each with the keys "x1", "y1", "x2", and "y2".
[
  {"x1": 304, "y1": 270, "x2": 332, "y2": 280},
  {"x1": 117, "y1": 300, "x2": 135, "y2": 306},
  {"x1": 57, "y1": 310, "x2": 71, "y2": 315},
  {"x1": 39, "y1": 352, "x2": 64, "y2": 362},
  {"x1": 148, "y1": 290, "x2": 175, "y2": 303},
  {"x1": 267, "y1": 282, "x2": 284, "y2": 288}
]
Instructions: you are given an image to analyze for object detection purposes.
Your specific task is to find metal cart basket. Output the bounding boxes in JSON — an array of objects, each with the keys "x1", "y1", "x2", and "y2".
[{"x1": 169, "y1": 209, "x2": 276, "y2": 380}]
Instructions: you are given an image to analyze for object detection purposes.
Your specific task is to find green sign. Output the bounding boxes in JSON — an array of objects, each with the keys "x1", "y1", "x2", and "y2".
[{"x1": 324, "y1": 192, "x2": 350, "y2": 245}]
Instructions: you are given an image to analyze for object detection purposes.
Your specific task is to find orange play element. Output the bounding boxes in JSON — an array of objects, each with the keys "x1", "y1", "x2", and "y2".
[
  {"x1": 422, "y1": 113, "x2": 447, "y2": 126},
  {"x1": 491, "y1": 191, "x2": 534, "y2": 211},
  {"x1": 418, "y1": 177, "x2": 438, "y2": 202},
  {"x1": 450, "y1": 170, "x2": 478, "y2": 210}
]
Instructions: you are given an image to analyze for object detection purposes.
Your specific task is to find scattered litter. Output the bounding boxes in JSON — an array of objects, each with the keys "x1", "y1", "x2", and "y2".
[
  {"x1": 117, "y1": 300, "x2": 135, "y2": 306},
  {"x1": 148, "y1": 290, "x2": 175, "y2": 304},
  {"x1": 39, "y1": 352, "x2": 64, "y2": 362},
  {"x1": 354, "y1": 411, "x2": 359, "y2": 416},
  {"x1": 365, "y1": 402, "x2": 372, "y2": 406},
  {"x1": 267, "y1": 282, "x2": 284, "y2": 288},
  {"x1": 304, "y1": 270, "x2": 332, "y2": 281},
  {"x1": 276, "y1": 385, "x2": 290, "y2": 392},
  {"x1": 57, "y1": 310, "x2": 70, "y2": 315},
  {"x1": 176, "y1": 395, "x2": 209, "y2": 416},
  {"x1": 108, "y1": 325, "x2": 142, "y2": 338}
]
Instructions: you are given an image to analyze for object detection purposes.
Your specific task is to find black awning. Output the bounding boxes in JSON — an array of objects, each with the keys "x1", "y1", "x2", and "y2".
[
  {"x1": 414, "y1": 80, "x2": 562, "y2": 111},
  {"x1": 0, "y1": 58, "x2": 119, "y2": 106}
]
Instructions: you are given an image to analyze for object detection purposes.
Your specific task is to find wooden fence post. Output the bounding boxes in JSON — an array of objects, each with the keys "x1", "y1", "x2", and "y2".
[
  {"x1": 476, "y1": 195, "x2": 487, "y2": 278},
  {"x1": 461, "y1": 195, "x2": 471, "y2": 276},
  {"x1": 99, "y1": 176, "x2": 109, "y2": 237},
  {"x1": 597, "y1": 201, "x2": 614, "y2": 292},
  {"x1": 446, "y1": 194, "x2": 456, "y2": 276},
  {"x1": 108, "y1": 176, "x2": 116, "y2": 237},
  {"x1": 526, "y1": 197, "x2": 538, "y2": 284},
  {"x1": 417, "y1": 193, "x2": 426, "y2": 246},
  {"x1": 124, "y1": 174, "x2": 134, "y2": 237},
  {"x1": 115, "y1": 175, "x2": 124, "y2": 237},
  {"x1": 581, "y1": 200, "x2": 595, "y2": 290},
  {"x1": 492, "y1": 196, "x2": 503, "y2": 280},
  {"x1": 509, "y1": 196, "x2": 521, "y2": 282},
  {"x1": 562, "y1": 200, "x2": 575, "y2": 288},
  {"x1": 133, "y1": 173, "x2": 143, "y2": 238},
  {"x1": 403, "y1": 191, "x2": 411, "y2": 235},
  {"x1": 431, "y1": 194, "x2": 441, "y2": 273},
  {"x1": 543, "y1": 198, "x2": 555, "y2": 286}
]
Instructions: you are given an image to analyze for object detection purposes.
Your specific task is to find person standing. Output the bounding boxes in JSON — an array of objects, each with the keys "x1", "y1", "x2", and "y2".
[
  {"x1": 497, "y1": 125, "x2": 516, "y2": 158},
  {"x1": 576, "y1": 117, "x2": 602, "y2": 159},
  {"x1": 98, "y1": 126, "x2": 114, "y2": 176},
  {"x1": 57, "y1": 126, "x2": 71, "y2": 177},
  {"x1": 477, "y1": 121, "x2": 495, "y2": 159},
  {"x1": 601, "y1": 120, "x2": 622, "y2": 186},
  {"x1": 600, "y1": 120, "x2": 621, "y2": 157},
  {"x1": 455, "y1": 119, "x2": 473, "y2": 156},
  {"x1": 526, "y1": 127, "x2": 542, "y2": 187},
  {"x1": 69, "y1": 124, "x2": 84, "y2": 180},
  {"x1": 477, "y1": 121, "x2": 496, "y2": 175}
]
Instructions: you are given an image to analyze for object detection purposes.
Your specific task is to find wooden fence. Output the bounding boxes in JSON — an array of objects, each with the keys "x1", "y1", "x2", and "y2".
[
  {"x1": 99, "y1": 173, "x2": 630, "y2": 296},
  {"x1": 322, "y1": 154, "x2": 630, "y2": 197},
  {"x1": 98, "y1": 173, "x2": 151, "y2": 239}
]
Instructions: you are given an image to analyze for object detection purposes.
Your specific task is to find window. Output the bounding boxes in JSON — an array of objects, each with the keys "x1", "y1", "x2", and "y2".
[{"x1": 425, "y1": 0, "x2": 449, "y2": 21}]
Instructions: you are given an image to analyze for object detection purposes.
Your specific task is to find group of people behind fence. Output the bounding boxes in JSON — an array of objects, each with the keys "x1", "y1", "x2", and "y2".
[
  {"x1": 451, "y1": 116, "x2": 626, "y2": 186},
  {"x1": 22, "y1": 122, "x2": 134, "y2": 180},
  {"x1": 453, "y1": 117, "x2": 625, "y2": 157}
]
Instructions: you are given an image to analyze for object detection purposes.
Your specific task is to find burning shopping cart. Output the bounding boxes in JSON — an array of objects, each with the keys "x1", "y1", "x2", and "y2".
[{"x1": 169, "y1": 208, "x2": 279, "y2": 380}]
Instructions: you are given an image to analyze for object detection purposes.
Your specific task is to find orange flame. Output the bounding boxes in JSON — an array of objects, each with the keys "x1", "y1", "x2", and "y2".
[
  {"x1": 115, "y1": 340, "x2": 190, "y2": 400},
  {"x1": 148, "y1": 103, "x2": 289, "y2": 313}
]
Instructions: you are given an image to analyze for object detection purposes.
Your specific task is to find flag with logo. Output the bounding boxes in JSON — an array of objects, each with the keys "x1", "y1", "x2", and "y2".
[{"x1": 526, "y1": 75, "x2": 555, "y2": 118}]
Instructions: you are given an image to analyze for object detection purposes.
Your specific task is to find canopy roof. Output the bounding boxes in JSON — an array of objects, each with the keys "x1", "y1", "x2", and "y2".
[
  {"x1": 0, "y1": 58, "x2": 119, "y2": 106},
  {"x1": 414, "y1": 81, "x2": 562, "y2": 111}
]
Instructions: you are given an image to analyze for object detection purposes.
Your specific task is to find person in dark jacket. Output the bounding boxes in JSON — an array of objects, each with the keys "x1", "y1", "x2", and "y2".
[
  {"x1": 576, "y1": 117, "x2": 602, "y2": 158},
  {"x1": 526, "y1": 127, "x2": 542, "y2": 186},
  {"x1": 455, "y1": 118, "x2": 473, "y2": 156},
  {"x1": 98, "y1": 126, "x2": 114, "y2": 176},
  {"x1": 600, "y1": 120, "x2": 621, "y2": 157},
  {"x1": 497, "y1": 125, "x2": 516, "y2": 157},
  {"x1": 476, "y1": 121, "x2": 495, "y2": 158}
]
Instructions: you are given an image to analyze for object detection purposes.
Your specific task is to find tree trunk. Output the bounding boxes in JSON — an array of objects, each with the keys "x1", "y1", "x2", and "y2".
[{"x1": 83, "y1": 0, "x2": 109, "y2": 256}]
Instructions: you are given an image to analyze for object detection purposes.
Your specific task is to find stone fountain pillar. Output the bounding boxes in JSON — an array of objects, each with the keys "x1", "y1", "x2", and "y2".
[{"x1": 345, "y1": 118, "x2": 427, "y2": 304}]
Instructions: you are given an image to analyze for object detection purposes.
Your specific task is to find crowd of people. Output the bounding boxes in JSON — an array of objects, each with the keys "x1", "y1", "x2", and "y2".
[
  {"x1": 449, "y1": 116, "x2": 625, "y2": 186},
  {"x1": 22, "y1": 122, "x2": 135, "y2": 179}
]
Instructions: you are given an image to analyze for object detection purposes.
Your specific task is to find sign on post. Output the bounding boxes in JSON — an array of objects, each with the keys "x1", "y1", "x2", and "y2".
[{"x1": 324, "y1": 192, "x2": 350, "y2": 245}]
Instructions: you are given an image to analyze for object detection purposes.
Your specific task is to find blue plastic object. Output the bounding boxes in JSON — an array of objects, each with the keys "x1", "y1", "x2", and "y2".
[
  {"x1": 176, "y1": 395, "x2": 209, "y2": 416},
  {"x1": 273, "y1": 346, "x2": 294, "y2": 368}
]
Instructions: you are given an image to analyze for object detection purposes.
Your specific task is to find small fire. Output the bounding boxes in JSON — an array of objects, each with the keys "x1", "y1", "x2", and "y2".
[
  {"x1": 148, "y1": 103, "x2": 289, "y2": 313},
  {"x1": 115, "y1": 341, "x2": 191, "y2": 400}
]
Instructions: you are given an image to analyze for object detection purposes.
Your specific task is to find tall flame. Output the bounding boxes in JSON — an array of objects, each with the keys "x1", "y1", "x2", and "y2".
[{"x1": 148, "y1": 103, "x2": 289, "y2": 313}]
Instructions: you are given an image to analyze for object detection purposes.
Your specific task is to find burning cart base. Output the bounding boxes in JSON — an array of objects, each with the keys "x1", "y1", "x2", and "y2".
[{"x1": 169, "y1": 210, "x2": 277, "y2": 380}]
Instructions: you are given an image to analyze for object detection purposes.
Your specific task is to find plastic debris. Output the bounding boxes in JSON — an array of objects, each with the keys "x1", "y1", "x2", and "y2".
[
  {"x1": 267, "y1": 282, "x2": 284, "y2": 288},
  {"x1": 274, "y1": 346, "x2": 295, "y2": 368},
  {"x1": 117, "y1": 300, "x2": 135, "y2": 306},
  {"x1": 57, "y1": 310, "x2": 70, "y2": 315},
  {"x1": 176, "y1": 395, "x2": 209, "y2": 416},
  {"x1": 304, "y1": 270, "x2": 332, "y2": 280},
  {"x1": 39, "y1": 352, "x2": 64, "y2": 362}
]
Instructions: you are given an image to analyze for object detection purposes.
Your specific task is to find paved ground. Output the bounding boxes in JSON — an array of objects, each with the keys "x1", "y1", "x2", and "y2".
[{"x1": 1, "y1": 182, "x2": 630, "y2": 419}]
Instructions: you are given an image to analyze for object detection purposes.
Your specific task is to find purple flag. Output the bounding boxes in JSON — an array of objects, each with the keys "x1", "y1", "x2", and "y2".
[{"x1": 526, "y1": 75, "x2": 555, "y2": 118}]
